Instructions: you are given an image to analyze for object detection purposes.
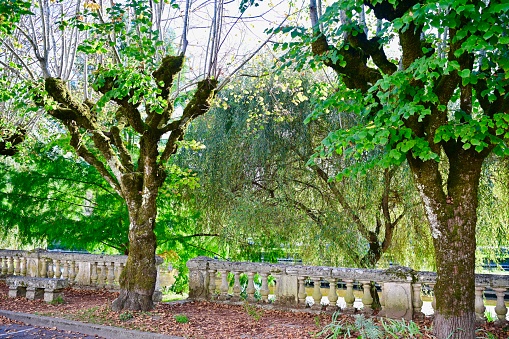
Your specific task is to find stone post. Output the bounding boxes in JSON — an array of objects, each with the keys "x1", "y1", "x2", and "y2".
[
  {"x1": 474, "y1": 285, "x2": 486, "y2": 322},
  {"x1": 311, "y1": 277, "x2": 322, "y2": 310},
  {"x1": 327, "y1": 278, "x2": 338, "y2": 312},
  {"x1": 344, "y1": 280, "x2": 356, "y2": 314},
  {"x1": 361, "y1": 281, "x2": 373, "y2": 315},
  {"x1": 186, "y1": 257, "x2": 210, "y2": 300},
  {"x1": 494, "y1": 287, "x2": 508, "y2": 325},
  {"x1": 381, "y1": 266, "x2": 415, "y2": 320}
]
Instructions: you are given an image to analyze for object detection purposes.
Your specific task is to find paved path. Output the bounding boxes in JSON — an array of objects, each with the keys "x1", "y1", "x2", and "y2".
[
  {"x1": 0, "y1": 310, "x2": 183, "y2": 339},
  {"x1": 0, "y1": 323, "x2": 105, "y2": 338}
]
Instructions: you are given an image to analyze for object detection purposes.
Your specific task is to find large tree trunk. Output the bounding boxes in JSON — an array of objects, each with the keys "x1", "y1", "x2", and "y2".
[
  {"x1": 112, "y1": 213, "x2": 157, "y2": 311},
  {"x1": 112, "y1": 136, "x2": 164, "y2": 312},
  {"x1": 409, "y1": 149, "x2": 484, "y2": 339}
]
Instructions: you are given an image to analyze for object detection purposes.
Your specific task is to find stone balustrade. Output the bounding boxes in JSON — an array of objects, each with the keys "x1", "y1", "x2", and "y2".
[
  {"x1": 0, "y1": 249, "x2": 163, "y2": 299},
  {"x1": 187, "y1": 257, "x2": 509, "y2": 323}
]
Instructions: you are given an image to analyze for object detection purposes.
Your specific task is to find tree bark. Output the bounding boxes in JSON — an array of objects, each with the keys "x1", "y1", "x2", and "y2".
[{"x1": 408, "y1": 149, "x2": 485, "y2": 339}]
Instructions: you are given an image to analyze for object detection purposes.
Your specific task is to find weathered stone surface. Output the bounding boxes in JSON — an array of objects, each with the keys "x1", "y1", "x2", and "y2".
[
  {"x1": 7, "y1": 277, "x2": 68, "y2": 302},
  {"x1": 383, "y1": 282, "x2": 413, "y2": 320}
]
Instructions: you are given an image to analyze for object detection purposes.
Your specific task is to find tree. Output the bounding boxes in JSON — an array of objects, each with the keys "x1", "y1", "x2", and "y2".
[
  {"x1": 1, "y1": 0, "x2": 284, "y2": 311},
  {"x1": 273, "y1": 0, "x2": 509, "y2": 337},
  {"x1": 180, "y1": 60, "x2": 433, "y2": 269}
]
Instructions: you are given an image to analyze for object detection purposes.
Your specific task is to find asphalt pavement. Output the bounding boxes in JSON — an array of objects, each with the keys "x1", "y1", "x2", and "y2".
[
  {"x1": 0, "y1": 323, "x2": 104, "y2": 338},
  {"x1": 0, "y1": 310, "x2": 184, "y2": 339}
]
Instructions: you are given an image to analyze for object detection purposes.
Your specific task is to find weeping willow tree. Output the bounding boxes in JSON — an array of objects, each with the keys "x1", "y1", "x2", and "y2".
[{"x1": 178, "y1": 58, "x2": 434, "y2": 268}]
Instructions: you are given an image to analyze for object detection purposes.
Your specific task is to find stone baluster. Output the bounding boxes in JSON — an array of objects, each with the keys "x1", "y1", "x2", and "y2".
[
  {"x1": 208, "y1": 269, "x2": 217, "y2": 298},
  {"x1": 297, "y1": 276, "x2": 307, "y2": 308},
  {"x1": 13, "y1": 257, "x2": 20, "y2": 276},
  {"x1": 429, "y1": 283, "x2": 437, "y2": 313},
  {"x1": 20, "y1": 257, "x2": 27, "y2": 276},
  {"x1": 344, "y1": 280, "x2": 356, "y2": 313},
  {"x1": 246, "y1": 272, "x2": 256, "y2": 302},
  {"x1": 311, "y1": 277, "x2": 322, "y2": 310},
  {"x1": 7, "y1": 256, "x2": 14, "y2": 275},
  {"x1": 361, "y1": 281, "x2": 373, "y2": 315},
  {"x1": 260, "y1": 272, "x2": 270, "y2": 303},
  {"x1": 232, "y1": 271, "x2": 241, "y2": 301},
  {"x1": 494, "y1": 287, "x2": 508, "y2": 325},
  {"x1": 412, "y1": 283, "x2": 423, "y2": 319},
  {"x1": 98, "y1": 262, "x2": 106, "y2": 287},
  {"x1": 474, "y1": 285, "x2": 486, "y2": 322},
  {"x1": 69, "y1": 261, "x2": 77, "y2": 283},
  {"x1": 54, "y1": 260, "x2": 61, "y2": 278},
  {"x1": 114, "y1": 263, "x2": 122, "y2": 286},
  {"x1": 379, "y1": 282, "x2": 386, "y2": 317},
  {"x1": 47, "y1": 259, "x2": 54, "y2": 278},
  {"x1": 327, "y1": 278, "x2": 338, "y2": 312},
  {"x1": 62, "y1": 261, "x2": 69, "y2": 280},
  {"x1": 1, "y1": 257, "x2": 7, "y2": 275},
  {"x1": 107, "y1": 262, "x2": 115, "y2": 286},
  {"x1": 41, "y1": 258, "x2": 48, "y2": 278},
  {"x1": 219, "y1": 270, "x2": 229, "y2": 300},
  {"x1": 91, "y1": 262, "x2": 98, "y2": 285},
  {"x1": 271, "y1": 272, "x2": 282, "y2": 303}
]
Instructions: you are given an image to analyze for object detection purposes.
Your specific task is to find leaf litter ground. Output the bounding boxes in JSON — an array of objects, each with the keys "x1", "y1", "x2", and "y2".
[{"x1": 0, "y1": 282, "x2": 507, "y2": 338}]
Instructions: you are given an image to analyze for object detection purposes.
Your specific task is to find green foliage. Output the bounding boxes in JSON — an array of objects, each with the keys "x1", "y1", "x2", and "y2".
[
  {"x1": 178, "y1": 57, "x2": 433, "y2": 268},
  {"x1": 316, "y1": 313, "x2": 423, "y2": 339},
  {"x1": 174, "y1": 314, "x2": 189, "y2": 324},
  {"x1": 119, "y1": 311, "x2": 134, "y2": 321},
  {"x1": 274, "y1": 0, "x2": 509, "y2": 178},
  {"x1": 0, "y1": 0, "x2": 33, "y2": 34},
  {"x1": 243, "y1": 301, "x2": 263, "y2": 321},
  {"x1": 0, "y1": 140, "x2": 129, "y2": 252}
]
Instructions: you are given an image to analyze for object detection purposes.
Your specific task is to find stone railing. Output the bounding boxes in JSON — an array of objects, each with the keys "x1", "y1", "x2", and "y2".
[
  {"x1": 187, "y1": 257, "x2": 509, "y2": 323},
  {"x1": 0, "y1": 249, "x2": 163, "y2": 299}
]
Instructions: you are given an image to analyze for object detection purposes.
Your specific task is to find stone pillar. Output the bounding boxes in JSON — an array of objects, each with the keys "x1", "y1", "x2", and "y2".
[
  {"x1": 62, "y1": 261, "x2": 70, "y2": 280},
  {"x1": 494, "y1": 287, "x2": 508, "y2": 325},
  {"x1": 429, "y1": 283, "x2": 437, "y2": 312},
  {"x1": 297, "y1": 276, "x2": 307, "y2": 308},
  {"x1": 219, "y1": 270, "x2": 229, "y2": 300},
  {"x1": 7, "y1": 256, "x2": 14, "y2": 275},
  {"x1": 14, "y1": 257, "x2": 20, "y2": 276},
  {"x1": 90, "y1": 262, "x2": 98, "y2": 286},
  {"x1": 232, "y1": 271, "x2": 242, "y2": 301},
  {"x1": 311, "y1": 277, "x2": 322, "y2": 310},
  {"x1": 327, "y1": 278, "x2": 338, "y2": 312},
  {"x1": 275, "y1": 268, "x2": 298, "y2": 305},
  {"x1": 41, "y1": 259, "x2": 48, "y2": 278},
  {"x1": 246, "y1": 272, "x2": 256, "y2": 302},
  {"x1": 70, "y1": 261, "x2": 77, "y2": 283},
  {"x1": 260, "y1": 272, "x2": 269, "y2": 303},
  {"x1": 208, "y1": 269, "x2": 217, "y2": 298},
  {"x1": 186, "y1": 257, "x2": 209, "y2": 300},
  {"x1": 344, "y1": 280, "x2": 356, "y2": 314},
  {"x1": 2, "y1": 257, "x2": 7, "y2": 275},
  {"x1": 381, "y1": 266, "x2": 416, "y2": 320},
  {"x1": 21, "y1": 257, "x2": 27, "y2": 276},
  {"x1": 474, "y1": 285, "x2": 486, "y2": 322},
  {"x1": 107, "y1": 262, "x2": 115, "y2": 286},
  {"x1": 54, "y1": 260, "x2": 62, "y2": 279},
  {"x1": 412, "y1": 283, "x2": 424, "y2": 320},
  {"x1": 47, "y1": 259, "x2": 54, "y2": 279},
  {"x1": 361, "y1": 281, "x2": 373, "y2": 315}
]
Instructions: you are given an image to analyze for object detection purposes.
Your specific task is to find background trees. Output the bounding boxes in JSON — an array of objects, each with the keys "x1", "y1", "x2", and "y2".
[{"x1": 178, "y1": 58, "x2": 435, "y2": 269}]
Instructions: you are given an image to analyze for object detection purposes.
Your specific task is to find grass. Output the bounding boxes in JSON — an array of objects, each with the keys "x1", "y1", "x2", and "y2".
[{"x1": 174, "y1": 314, "x2": 189, "y2": 323}]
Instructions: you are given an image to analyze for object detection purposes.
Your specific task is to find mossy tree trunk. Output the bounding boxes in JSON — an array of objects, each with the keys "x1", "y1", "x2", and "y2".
[
  {"x1": 408, "y1": 149, "x2": 487, "y2": 338},
  {"x1": 44, "y1": 55, "x2": 218, "y2": 311}
]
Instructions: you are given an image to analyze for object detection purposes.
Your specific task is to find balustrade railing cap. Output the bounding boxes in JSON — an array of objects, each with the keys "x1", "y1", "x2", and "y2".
[
  {"x1": 292, "y1": 265, "x2": 332, "y2": 277},
  {"x1": 382, "y1": 265, "x2": 416, "y2": 282},
  {"x1": 475, "y1": 273, "x2": 509, "y2": 288}
]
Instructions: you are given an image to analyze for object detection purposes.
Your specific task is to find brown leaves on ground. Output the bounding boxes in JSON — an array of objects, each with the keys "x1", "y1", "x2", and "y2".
[{"x1": 0, "y1": 281, "x2": 507, "y2": 338}]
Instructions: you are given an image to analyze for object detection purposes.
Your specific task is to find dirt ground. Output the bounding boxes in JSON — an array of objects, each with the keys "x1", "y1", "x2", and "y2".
[{"x1": 0, "y1": 282, "x2": 507, "y2": 338}]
